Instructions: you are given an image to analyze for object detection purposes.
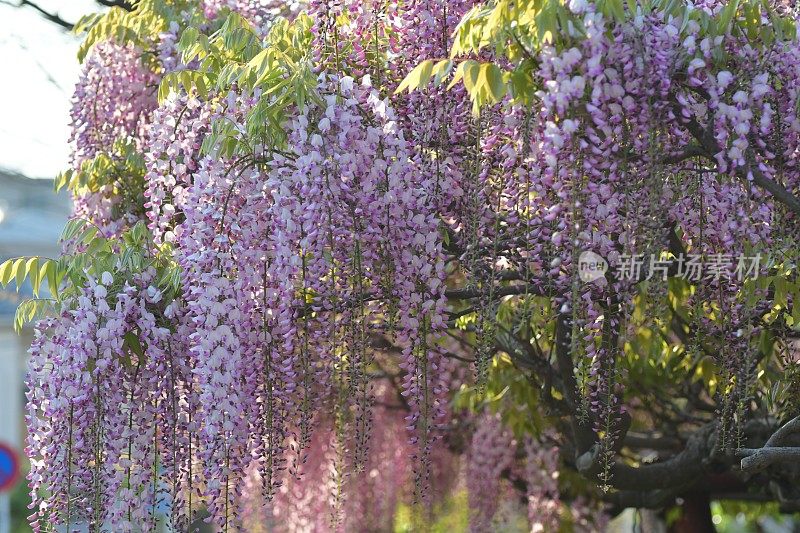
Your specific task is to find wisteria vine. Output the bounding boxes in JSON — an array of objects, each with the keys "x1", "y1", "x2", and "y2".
[{"x1": 5, "y1": 0, "x2": 800, "y2": 530}]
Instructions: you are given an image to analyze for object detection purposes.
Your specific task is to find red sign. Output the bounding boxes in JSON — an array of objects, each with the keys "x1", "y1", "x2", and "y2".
[{"x1": 0, "y1": 442, "x2": 20, "y2": 492}]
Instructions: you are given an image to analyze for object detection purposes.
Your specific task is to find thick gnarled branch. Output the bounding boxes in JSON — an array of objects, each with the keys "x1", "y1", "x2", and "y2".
[
  {"x1": 739, "y1": 447, "x2": 800, "y2": 473},
  {"x1": 738, "y1": 415, "x2": 800, "y2": 473}
]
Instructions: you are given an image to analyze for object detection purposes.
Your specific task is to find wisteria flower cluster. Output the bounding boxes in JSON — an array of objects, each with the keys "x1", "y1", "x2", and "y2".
[{"x1": 7, "y1": 0, "x2": 800, "y2": 530}]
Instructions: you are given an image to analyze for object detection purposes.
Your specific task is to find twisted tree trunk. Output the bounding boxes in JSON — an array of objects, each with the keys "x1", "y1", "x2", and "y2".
[{"x1": 669, "y1": 492, "x2": 715, "y2": 533}]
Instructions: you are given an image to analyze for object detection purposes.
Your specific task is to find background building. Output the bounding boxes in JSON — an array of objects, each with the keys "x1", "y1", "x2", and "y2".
[{"x1": 0, "y1": 171, "x2": 70, "y2": 532}]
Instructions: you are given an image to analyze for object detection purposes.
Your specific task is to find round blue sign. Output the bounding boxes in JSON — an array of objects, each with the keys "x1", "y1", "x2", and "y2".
[{"x1": 0, "y1": 442, "x2": 20, "y2": 492}]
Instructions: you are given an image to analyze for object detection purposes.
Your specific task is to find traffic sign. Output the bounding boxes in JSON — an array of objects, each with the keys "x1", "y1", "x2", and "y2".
[{"x1": 0, "y1": 443, "x2": 20, "y2": 493}]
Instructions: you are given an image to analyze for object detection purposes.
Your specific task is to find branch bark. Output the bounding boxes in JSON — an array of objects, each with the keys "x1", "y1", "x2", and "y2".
[
  {"x1": 554, "y1": 313, "x2": 598, "y2": 454},
  {"x1": 444, "y1": 283, "x2": 544, "y2": 300},
  {"x1": 6, "y1": 0, "x2": 73, "y2": 29},
  {"x1": 739, "y1": 447, "x2": 800, "y2": 473},
  {"x1": 742, "y1": 164, "x2": 800, "y2": 217},
  {"x1": 95, "y1": 0, "x2": 134, "y2": 9},
  {"x1": 765, "y1": 415, "x2": 800, "y2": 447},
  {"x1": 578, "y1": 422, "x2": 717, "y2": 492},
  {"x1": 5, "y1": 0, "x2": 136, "y2": 30},
  {"x1": 738, "y1": 415, "x2": 800, "y2": 473},
  {"x1": 672, "y1": 94, "x2": 800, "y2": 218}
]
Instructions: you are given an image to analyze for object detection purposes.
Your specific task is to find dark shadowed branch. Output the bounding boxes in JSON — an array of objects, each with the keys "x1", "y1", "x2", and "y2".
[
  {"x1": 3, "y1": 0, "x2": 136, "y2": 31},
  {"x1": 96, "y1": 0, "x2": 135, "y2": 9},
  {"x1": 1, "y1": 0, "x2": 72, "y2": 29}
]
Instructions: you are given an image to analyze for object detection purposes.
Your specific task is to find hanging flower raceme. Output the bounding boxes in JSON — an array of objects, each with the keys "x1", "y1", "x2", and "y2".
[
  {"x1": 524, "y1": 436, "x2": 562, "y2": 533},
  {"x1": 67, "y1": 43, "x2": 158, "y2": 235},
  {"x1": 465, "y1": 413, "x2": 515, "y2": 532},
  {"x1": 16, "y1": 0, "x2": 800, "y2": 530},
  {"x1": 70, "y1": 43, "x2": 158, "y2": 168},
  {"x1": 143, "y1": 94, "x2": 214, "y2": 244},
  {"x1": 157, "y1": 72, "x2": 453, "y2": 525},
  {"x1": 26, "y1": 272, "x2": 188, "y2": 532}
]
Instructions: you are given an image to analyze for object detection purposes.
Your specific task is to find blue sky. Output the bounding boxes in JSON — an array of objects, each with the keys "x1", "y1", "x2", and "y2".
[{"x1": 0, "y1": 1, "x2": 101, "y2": 179}]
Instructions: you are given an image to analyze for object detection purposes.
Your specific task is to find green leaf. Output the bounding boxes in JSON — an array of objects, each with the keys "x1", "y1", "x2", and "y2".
[
  {"x1": 509, "y1": 67, "x2": 535, "y2": 104},
  {"x1": 482, "y1": 63, "x2": 507, "y2": 103},
  {"x1": 72, "y1": 12, "x2": 104, "y2": 35},
  {"x1": 13, "y1": 299, "x2": 53, "y2": 333},
  {"x1": 535, "y1": 0, "x2": 559, "y2": 44},
  {"x1": 0, "y1": 259, "x2": 14, "y2": 286},
  {"x1": 461, "y1": 61, "x2": 481, "y2": 93},
  {"x1": 792, "y1": 288, "x2": 800, "y2": 330},
  {"x1": 180, "y1": 70, "x2": 193, "y2": 95},
  {"x1": 27, "y1": 258, "x2": 40, "y2": 296},
  {"x1": 62, "y1": 219, "x2": 87, "y2": 243},
  {"x1": 608, "y1": 0, "x2": 627, "y2": 23},
  {"x1": 55, "y1": 170, "x2": 73, "y2": 192},
  {"x1": 158, "y1": 76, "x2": 171, "y2": 103},
  {"x1": 47, "y1": 261, "x2": 59, "y2": 299},
  {"x1": 395, "y1": 59, "x2": 435, "y2": 94},
  {"x1": 178, "y1": 26, "x2": 199, "y2": 51},
  {"x1": 416, "y1": 59, "x2": 435, "y2": 89},
  {"x1": 446, "y1": 60, "x2": 469, "y2": 91},
  {"x1": 123, "y1": 331, "x2": 145, "y2": 358},
  {"x1": 80, "y1": 225, "x2": 100, "y2": 245},
  {"x1": 431, "y1": 59, "x2": 453, "y2": 86},
  {"x1": 774, "y1": 276, "x2": 789, "y2": 308},
  {"x1": 717, "y1": 0, "x2": 741, "y2": 35},
  {"x1": 14, "y1": 257, "x2": 27, "y2": 289}
]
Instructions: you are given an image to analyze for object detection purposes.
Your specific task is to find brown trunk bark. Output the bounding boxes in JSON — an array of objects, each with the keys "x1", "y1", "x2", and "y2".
[{"x1": 668, "y1": 492, "x2": 716, "y2": 533}]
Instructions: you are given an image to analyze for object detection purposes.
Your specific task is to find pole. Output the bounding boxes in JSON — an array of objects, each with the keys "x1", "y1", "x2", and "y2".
[{"x1": 0, "y1": 492, "x2": 10, "y2": 533}]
